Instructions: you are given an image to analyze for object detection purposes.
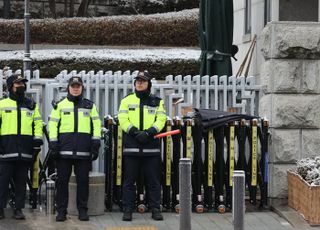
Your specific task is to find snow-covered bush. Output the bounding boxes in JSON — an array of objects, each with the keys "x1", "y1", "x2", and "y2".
[
  {"x1": 0, "y1": 49, "x2": 200, "y2": 79},
  {"x1": 0, "y1": 9, "x2": 198, "y2": 46},
  {"x1": 118, "y1": 0, "x2": 198, "y2": 15},
  {"x1": 296, "y1": 157, "x2": 320, "y2": 185}
]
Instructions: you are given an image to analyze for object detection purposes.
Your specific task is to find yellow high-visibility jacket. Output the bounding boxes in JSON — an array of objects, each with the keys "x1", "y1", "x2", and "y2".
[
  {"x1": 0, "y1": 97, "x2": 43, "y2": 161},
  {"x1": 118, "y1": 93, "x2": 166, "y2": 156},
  {"x1": 48, "y1": 97, "x2": 101, "y2": 159}
]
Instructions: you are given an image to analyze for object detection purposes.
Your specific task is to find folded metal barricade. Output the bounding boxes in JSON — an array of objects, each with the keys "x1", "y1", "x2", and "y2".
[{"x1": 103, "y1": 109, "x2": 270, "y2": 213}]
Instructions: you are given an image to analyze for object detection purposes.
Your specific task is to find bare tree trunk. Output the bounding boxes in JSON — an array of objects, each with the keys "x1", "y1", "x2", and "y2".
[
  {"x1": 3, "y1": 0, "x2": 11, "y2": 18},
  {"x1": 69, "y1": 0, "x2": 75, "y2": 17},
  {"x1": 64, "y1": 0, "x2": 68, "y2": 17},
  {"x1": 77, "y1": 0, "x2": 91, "y2": 17},
  {"x1": 49, "y1": 0, "x2": 56, "y2": 18}
]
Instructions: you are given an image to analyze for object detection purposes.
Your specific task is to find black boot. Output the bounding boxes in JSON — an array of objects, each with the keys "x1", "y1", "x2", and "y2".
[
  {"x1": 0, "y1": 208, "x2": 4, "y2": 219},
  {"x1": 13, "y1": 209, "x2": 25, "y2": 220},
  {"x1": 122, "y1": 210, "x2": 132, "y2": 221},
  {"x1": 151, "y1": 208, "x2": 163, "y2": 221},
  {"x1": 78, "y1": 210, "x2": 89, "y2": 221},
  {"x1": 56, "y1": 212, "x2": 67, "y2": 222}
]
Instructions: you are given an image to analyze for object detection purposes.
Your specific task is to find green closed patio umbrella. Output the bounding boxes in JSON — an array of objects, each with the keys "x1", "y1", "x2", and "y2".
[{"x1": 199, "y1": 0, "x2": 236, "y2": 77}]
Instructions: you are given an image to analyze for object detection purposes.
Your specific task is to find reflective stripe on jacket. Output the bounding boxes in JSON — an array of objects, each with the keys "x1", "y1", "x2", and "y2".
[
  {"x1": 48, "y1": 97, "x2": 101, "y2": 159},
  {"x1": 0, "y1": 97, "x2": 43, "y2": 161},
  {"x1": 118, "y1": 93, "x2": 166, "y2": 156}
]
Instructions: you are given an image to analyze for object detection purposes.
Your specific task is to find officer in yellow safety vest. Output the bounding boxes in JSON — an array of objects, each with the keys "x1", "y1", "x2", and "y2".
[
  {"x1": 0, "y1": 73, "x2": 43, "y2": 220},
  {"x1": 48, "y1": 76, "x2": 101, "y2": 222},
  {"x1": 118, "y1": 70, "x2": 166, "y2": 221}
]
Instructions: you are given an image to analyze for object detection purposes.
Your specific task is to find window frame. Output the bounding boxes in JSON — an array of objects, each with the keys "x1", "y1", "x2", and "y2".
[
  {"x1": 264, "y1": 0, "x2": 271, "y2": 25},
  {"x1": 244, "y1": 0, "x2": 252, "y2": 35}
]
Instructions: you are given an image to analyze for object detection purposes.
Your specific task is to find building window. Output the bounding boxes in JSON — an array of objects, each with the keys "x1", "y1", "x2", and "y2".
[
  {"x1": 279, "y1": 0, "x2": 318, "y2": 22},
  {"x1": 264, "y1": 0, "x2": 271, "y2": 25},
  {"x1": 245, "y1": 0, "x2": 251, "y2": 34}
]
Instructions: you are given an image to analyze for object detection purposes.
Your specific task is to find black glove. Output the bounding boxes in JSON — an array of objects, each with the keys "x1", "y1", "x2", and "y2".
[
  {"x1": 33, "y1": 139, "x2": 42, "y2": 156},
  {"x1": 128, "y1": 126, "x2": 139, "y2": 137},
  {"x1": 135, "y1": 131, "x2": 150, "y2": 144},
  {"x1": 49, "y1": 141, "x2": 59, "y2": 160},
  {"x1": 91, "y1": 151, "x2": 99, "y2": 161},
  {"x1": 145, "y1": 127, "x2": 158, "y2": 138},
  {"x1": 33, "y1": 139, "x2": 43, "y2": 148},
  {"x1": 50, "y1": 149, "x2": 60, "y2": 160},
  {"x1": 33, "y1": 147, "x2": 41, "y2": 157},
  {"x1": 0, "y1": 145, "x2": 5, "y2": 155},
  {"x1": 91, "y1": 141, "x2": 100, "y2": 161}
]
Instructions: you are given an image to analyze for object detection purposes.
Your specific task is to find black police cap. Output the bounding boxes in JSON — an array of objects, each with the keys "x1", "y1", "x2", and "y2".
[
  {"x1": 68, "y1": 76, "x2": 83, "y2": 86},
  {"x1": 135, "y1": 70, "x2": 151, "y2": 81},
  {"x1": 6, "y1": 73, "x2": 28, "y2": 90}
]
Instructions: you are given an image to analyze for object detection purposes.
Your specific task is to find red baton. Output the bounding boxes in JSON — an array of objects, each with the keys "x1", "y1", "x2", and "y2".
[{"x1": 154, "y1": 129, "x2": 181, "y2": 139}]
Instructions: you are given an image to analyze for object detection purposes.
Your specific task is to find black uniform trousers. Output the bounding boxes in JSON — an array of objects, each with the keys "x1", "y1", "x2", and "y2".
[
  {"x1": 122, "y1": 156, "x2": 161, "y2": 212},
  {"x1": 56, "y1": 159, "x2": 91, "y2": 214},
  {"x1": 0, "y1": 161, "x2": 30, "y2": 209}
]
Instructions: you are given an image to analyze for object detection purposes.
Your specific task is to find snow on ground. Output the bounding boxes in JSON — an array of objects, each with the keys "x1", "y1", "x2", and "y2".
[{"x1": 0, "y1": 48, "x2": 201, "y2": 62}]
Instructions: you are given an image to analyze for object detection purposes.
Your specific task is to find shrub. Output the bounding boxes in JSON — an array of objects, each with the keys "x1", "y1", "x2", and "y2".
[
  {"x1": 0, "y1": 9, "x2": 199, "y2": 46},
  {"x1": 118, "y1": 0, "x2": 199, "y2": 15},
  {"x1": 0, "y1": 58, "x2": 200, "y2": 80}
]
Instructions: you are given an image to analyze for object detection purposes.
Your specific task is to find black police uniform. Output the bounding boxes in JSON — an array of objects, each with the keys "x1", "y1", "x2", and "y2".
[
  {"x1": 118, "y1": 71, "x2": 166, "y2": 220},
  {"x1": 48, "y1": 76, "x2": 101, "y2": 221},
  {"x1": 0, "y1": 74, "x2": 43, "y2": 219}
]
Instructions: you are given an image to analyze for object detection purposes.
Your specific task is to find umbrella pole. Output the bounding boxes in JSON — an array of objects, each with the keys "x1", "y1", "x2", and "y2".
[
  {"x1": 244, "y1": 36, "x2": 257, "y2": 77},
  {"x1": 236, "y1": 34, "x2": 257, "y2": 77}
]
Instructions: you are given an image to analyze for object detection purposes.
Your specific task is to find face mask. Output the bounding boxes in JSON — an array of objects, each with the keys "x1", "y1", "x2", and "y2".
[{"x1": 16, "y1": 86, "x2": 25, "y2": 96}]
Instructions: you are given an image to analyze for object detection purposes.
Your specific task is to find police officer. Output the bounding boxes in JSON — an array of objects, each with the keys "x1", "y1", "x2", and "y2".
[
  {"x1": 48, "y1": 76, "x2": 101, "y2": 222},
  {"x1": 118, "y1": 70, "x2": 166, "y2": 221},
  {"x1": 0, "y1": 73, "x2": 43, "y2": 220}
]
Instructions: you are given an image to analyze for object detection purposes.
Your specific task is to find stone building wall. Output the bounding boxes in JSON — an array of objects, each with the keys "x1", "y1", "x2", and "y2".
[{"x1": 259, "y1": 21, "x2": 320, "y2": 200}]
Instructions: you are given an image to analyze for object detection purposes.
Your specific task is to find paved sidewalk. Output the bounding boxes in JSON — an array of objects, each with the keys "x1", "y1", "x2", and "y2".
[{"x1": 0, "y1": 207, "x2": 315, "y2": 230}]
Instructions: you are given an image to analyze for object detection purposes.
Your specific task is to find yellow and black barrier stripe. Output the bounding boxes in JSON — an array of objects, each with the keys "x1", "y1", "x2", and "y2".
[
  {"x1": 251, "y1": 119, "x2": 258, "y2": 187},
  {"x1": 116, "y1": 125, "x2": 123, "y2": 186},
  {"x1": 229, "y1": 122, "x2": 235, "y2": 187},
  {"x1": 165, "y1": 122, "x2": 172, "y2": 186},
  {"x1": 207, "y1": 130, "x2": 214, "y2": 187}
]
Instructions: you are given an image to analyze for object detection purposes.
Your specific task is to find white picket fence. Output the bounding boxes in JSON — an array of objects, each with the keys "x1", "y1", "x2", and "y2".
[{"x1": 0, "y1": 69, "x2": 262, "y2": 117}]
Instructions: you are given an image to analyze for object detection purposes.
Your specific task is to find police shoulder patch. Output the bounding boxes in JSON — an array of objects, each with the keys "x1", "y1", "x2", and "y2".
[
  {"x1": 144, "y1": 94, "x2": 161, "y2": 107},
  {"x1": 151, "y1": 94, "x2": 162, "y2": 101},
  {"x1": 52, "y1": 97, "x2": 65, "y2": 110},
  {"x1": 24, "y1": 97, "x2": 36, "y2": 110},
  {"x1": 150, "y1": 94, "x2": 162, "y2": 103},
  {"x1": 82, "y1": 98, "x2": 94, "y2": 109}
]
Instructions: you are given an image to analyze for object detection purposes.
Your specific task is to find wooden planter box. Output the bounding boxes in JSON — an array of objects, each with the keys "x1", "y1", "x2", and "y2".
[{"x1": 288, "y1": 170, "x2": 320, "y2": 225}]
